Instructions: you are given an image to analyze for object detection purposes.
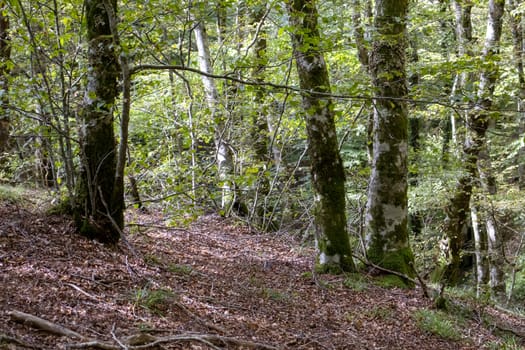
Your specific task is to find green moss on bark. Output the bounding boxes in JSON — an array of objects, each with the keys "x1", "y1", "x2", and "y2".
[
  {"x1": 365, "y1": 0, "x2": 414, "y2": 286},
  {"x1": 73, "y1": 0, "x2": 122, "y2": 244},
  {"x1": 288, "y1": 0, "x2": 356, "y2": 272}
]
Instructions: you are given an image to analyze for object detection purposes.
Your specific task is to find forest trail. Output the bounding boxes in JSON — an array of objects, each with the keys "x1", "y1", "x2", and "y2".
[{"x1": 1, "y1": 198, "x2": 524, "y2": 349}]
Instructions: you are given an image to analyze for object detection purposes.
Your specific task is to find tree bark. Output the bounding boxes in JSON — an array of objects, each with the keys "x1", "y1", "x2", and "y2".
[
  {"x1": 471, "y1": 201, "x2": 489, "y2": 297},
  {"x1": 193, "y1": 19, "x2": 234, "y2": 212},
  {"x1": 365, "y1": 0, "x2": 415, "y2": 282},
  {"x1": 287, "y1": 0, "x2": 355, "y2": 272},
  {"x1": 0, "y1": 1, "x2": 10, "y2": 154},
  {"x1": 440, "y1": 0, "x2": 477, "y2": 285},
  {"x1": 351, "y1": 0, "x2": 373, "y2": 161},
  {"x1": 75, "y1": 0, "x2": 121, "y2": 244},
  {"x1": 509, "y1": 0, "x2": 525, "y2": 190},
  {"x1": 408, "y1": 29, "x2": 423, "y2": 237},
  {"x1": 442, "y1": 0, "x2": 505, "y2": 287}
]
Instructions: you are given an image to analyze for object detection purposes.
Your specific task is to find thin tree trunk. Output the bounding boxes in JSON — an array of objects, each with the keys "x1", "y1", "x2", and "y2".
[
  {"x1": 471, "y1": 201, "x2": 489, "y2": 297},
  {"x1": 509, "y1": 0, "x2": 525, "y2": 190},
  {"x1": 351, "y1": 0, "x2": 369, "y2": 69},
  {"x1": 351, "y1": 0, "x2": 373, "y2": 161},
  {"x1": 408, "y1": 31, "x2": 423, "y2": 236},
  {"x1": 287, "y1": 0, "x2": 355, "y2": 272},
  {"x1": 365, "y1": 0, "x2": 415, "y2": 281},
  {"x1": 248, "y1": 4, "x2": 274, "y2": 230},
  {"x1": 193, "y1": 19, "x2": 234, "y2": 212},
  {"x1": 0, "y1": 1, "x2": 10, "y2": 154},
  {"x1": 52, "y1": 0, "x2": 75, "y2": 197}
]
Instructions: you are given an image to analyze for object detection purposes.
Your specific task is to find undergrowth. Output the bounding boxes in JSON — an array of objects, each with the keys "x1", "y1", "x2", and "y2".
[{"x1": 413, "y1": 309, "x2": 463, "y2": 341}]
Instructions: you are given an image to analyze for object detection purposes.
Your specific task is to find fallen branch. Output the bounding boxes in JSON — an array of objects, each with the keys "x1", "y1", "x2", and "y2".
[
  {"x1": 127, "y1": 333, "x2": 279, "y2": 350},
  {"x1": 8, "y1": 310, "x2": 85, "y2": 340},
  {"x1": 67, "y1": 333, "x2": 278, "y2": 350},
  {"x1": 65, "y1": 340, "x2": 120, "y2": 350},
  {"x1": 8, "y1": 310, "x2": 278, "y2": 350}
]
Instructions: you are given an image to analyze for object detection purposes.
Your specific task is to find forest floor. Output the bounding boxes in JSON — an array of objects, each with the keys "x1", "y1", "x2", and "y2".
[{"x1": 1, "y1": 192, "x2": 525, "y2": 349}]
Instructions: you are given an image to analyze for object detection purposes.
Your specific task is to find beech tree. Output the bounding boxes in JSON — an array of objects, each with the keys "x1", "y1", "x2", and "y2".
[
  {"x1": 287, "y1": 0, "x2": 355, "y2": 272},
  {"x1": 442, "y1": 0, "x2": 505, "y2": 294},
  {"x1": 365, "y1": 0, "x2": 415, "y2": 280},
  {"x1": 193, "y1": 17, "x2": 235, "y2": 213},
  {"x1": 74, "y1": 0, "x2": 122, "y2": 243}
]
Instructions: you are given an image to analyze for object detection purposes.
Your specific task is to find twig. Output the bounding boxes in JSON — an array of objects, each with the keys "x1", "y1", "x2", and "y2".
[
  {"x1": 110, "y1": 323, "x2": 128, "y2": 350},
  {"x1": 65, "y1": 282, "x2": 100, "y2": 301}
]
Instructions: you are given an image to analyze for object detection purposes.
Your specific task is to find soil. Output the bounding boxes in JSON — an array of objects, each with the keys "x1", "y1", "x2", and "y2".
[{"x1": 1, "y1": 197, "x2": 524, "y2": 349}]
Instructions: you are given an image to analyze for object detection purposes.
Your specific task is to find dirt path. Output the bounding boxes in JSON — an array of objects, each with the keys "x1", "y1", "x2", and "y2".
[{"x1": 0, "y1": 201, "x2": 523, "y2": 349}]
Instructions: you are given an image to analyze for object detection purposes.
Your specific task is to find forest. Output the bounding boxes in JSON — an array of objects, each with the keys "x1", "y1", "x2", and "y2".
[{"x1": 1, "y1": 0, "x2": 525, "y2": 348}]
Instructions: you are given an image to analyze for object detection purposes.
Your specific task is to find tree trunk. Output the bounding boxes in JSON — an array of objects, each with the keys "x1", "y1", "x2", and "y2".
[
  {"x1": 365, "y1": 0, "x2": 415, "y2": 282},
  {"x1": 75, "y1": 0, "x2": 121, "y2": 244},
  {"x1": 476, "y1": 0, "x2": 506, "y2": 299},
  {"x1": 509, "y1": 0, "x2": 525, "y2": 190},
  {"x1": 351, "y1": 0, "x2": 373, "y2": 161},
  {"x1": 287, "y1": 0, "x2": 355, "y2": 272},
  {"x1": 471, "y1": 201, "x2": 489, "y2": 297},
  {"x1": 408, "y1": 30, "x2": 423, "y2": 236},
  {"x1": 442, "y1": 0, "x2": 505, "y2": 287},
  {"x1": 440, "y1": 0, "x2": 477, "y2": 285},
  {"x1": 0, "y1": 1, "x2": 10, "y2": 154},
  {"x1": 248, "y1": 4, "x2": 274, "y2": 230},
  {"x1": 193, "y1": 19, "x2": 234, "y2": 213}
]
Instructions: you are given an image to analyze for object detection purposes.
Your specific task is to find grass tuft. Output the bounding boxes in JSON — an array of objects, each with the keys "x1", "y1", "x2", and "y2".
[
  {"x1": 131, "y1": 287, "x2": 176, "y2": 315},
  {"x1": 413, "y1": 309, "x2": 462, "y2": 341}
]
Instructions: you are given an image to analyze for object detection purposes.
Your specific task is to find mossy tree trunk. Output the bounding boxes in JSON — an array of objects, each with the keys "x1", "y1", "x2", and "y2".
[
  {"x1": 287, "y1": 0, "x2": 355, "y2": 272},
  {"x1": 0, "y1": 1, "x2": 10, "y2": 154},
  {"x1": 365, "y1": 0, "x2": 415, "y2": 281},
  {"x1": 75, "y1": 0, "x2": 122, "y2": 244},
  {"x1": 440, "y1": 0, "x2": 476, "y2": 286},
  {"x1": 442, "y1": 0, "x2": 505, "y2": 287}
]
